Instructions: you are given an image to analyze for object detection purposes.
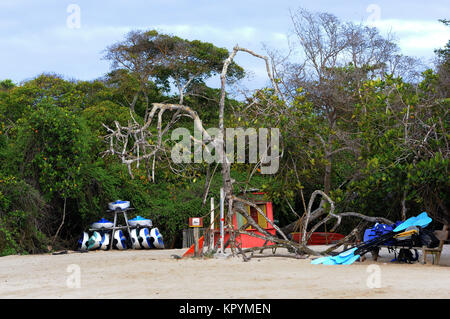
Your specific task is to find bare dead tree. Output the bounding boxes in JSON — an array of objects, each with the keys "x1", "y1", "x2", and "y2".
[
  {"x1": 103, "y1": 40, "x2": 399, "y2": 260},
  {"x1": 103, "y1": 44, "x2": 300, "y2": 257}
]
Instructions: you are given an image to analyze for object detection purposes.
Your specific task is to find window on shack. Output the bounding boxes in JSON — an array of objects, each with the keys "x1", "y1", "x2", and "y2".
[{"x1": 236, "y1": 203, "x2": 268, "y2": 230}]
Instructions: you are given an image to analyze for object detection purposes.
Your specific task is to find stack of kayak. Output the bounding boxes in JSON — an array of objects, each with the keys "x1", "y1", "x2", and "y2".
[
  {"x1": 128, "y1": 216, "x2": 165, "y2": 249},
  {"x1": 77, "y1": 218, "x2": 114, "y2": 251},
  {"x1": 77, "y1": 201, "x2": 165, "y2": 251},
  {"x1": 77, "y1": 216, "x2": 165, "y2": 251},
  {"x1": 311, "y1": 212, "x2": 433, "y2": 265}
]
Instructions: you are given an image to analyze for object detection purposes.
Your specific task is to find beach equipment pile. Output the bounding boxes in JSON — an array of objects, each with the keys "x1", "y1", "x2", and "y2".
[{"x1": 311, "y1": 212, "x2": 434, "y2": 265}]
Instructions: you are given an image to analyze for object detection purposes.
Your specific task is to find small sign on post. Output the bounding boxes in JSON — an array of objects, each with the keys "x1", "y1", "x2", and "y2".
[
  {"x1": 189, "y1": 217, "x2": 203, "y2": 228},
  {"x1": 189, "y1": 217, "x2": 203, "y2": 257}
]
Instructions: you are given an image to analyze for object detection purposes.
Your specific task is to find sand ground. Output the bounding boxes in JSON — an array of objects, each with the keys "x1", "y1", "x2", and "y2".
[{"x1": 0, "y1": 245, "x2": 449, "y2": 299}]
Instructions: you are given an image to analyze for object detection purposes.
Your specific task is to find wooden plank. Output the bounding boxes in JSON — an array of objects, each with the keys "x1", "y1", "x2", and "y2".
[{"x1": 194, "y1": 227, "x2": 199, "y2": 257}]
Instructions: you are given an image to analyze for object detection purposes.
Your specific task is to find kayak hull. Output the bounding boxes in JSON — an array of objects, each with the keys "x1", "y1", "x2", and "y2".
[{"x1": 108, "y1": 200, "x2": 130, "y2": 211}]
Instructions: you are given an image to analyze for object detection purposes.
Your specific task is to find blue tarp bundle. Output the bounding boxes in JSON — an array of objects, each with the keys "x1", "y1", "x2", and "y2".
[{"x1": 363, "y1": 221, "x2": 403, "y2": 245}]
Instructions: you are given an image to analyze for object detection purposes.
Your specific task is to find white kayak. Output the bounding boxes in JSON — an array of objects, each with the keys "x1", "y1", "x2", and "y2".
[
  {"x1": 139, "y1": 228, "x2": 152, "y2": 249},
  {"x1": 150, "y1": 227, "x2": 165, "y2": 249},
  {"x1": 113, "y1": 230, "x2": 127, "y2": 250},
  {"x1": 130, "y1": 228, "x2": 142, "y2": 249},
  {"x1": 77, "y1": 232, "x2": 89, "y2": 251},
  {"x1": 128, "y1": 216, "x2": 153, "y2": 228},
  {"x1": 108, "y1": 200, "x2": 130, "y2": 211},
  {"x1": 87, "y1": 231, "x2": 102, "y2": 250},
  {"x1": 99, "y1": 232, "x2": 110, "y2": 250},
  {"x1": 91, "y1": 218, "x2": 114, "y2": 229}
]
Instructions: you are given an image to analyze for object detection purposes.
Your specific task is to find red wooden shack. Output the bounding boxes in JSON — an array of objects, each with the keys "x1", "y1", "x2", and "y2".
[
  {"x1": 214, "y1": 192, "x2": 276, "y2": 248},
  {"x1": 182, "y1": 192, "x2": 347, "y2": 257}
]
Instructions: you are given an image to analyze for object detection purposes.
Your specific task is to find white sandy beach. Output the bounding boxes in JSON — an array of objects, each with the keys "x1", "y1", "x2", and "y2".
[{"x1": 0, "y1": 245, "x2": 449, "y2": 299}]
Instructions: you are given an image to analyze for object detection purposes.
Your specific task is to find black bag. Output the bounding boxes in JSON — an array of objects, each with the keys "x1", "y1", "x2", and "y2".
[
  {"x1": 393, "y1": 227, "x2": 421, "y2": 248},
  {"x1": 419, "y1": 228, "x2": 440, "y2": 248},
  {"x1": 397, "y1": 248, "x2": 418, "y2": 263}
]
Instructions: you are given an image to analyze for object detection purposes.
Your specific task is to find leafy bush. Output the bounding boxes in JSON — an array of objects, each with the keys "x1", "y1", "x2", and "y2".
[
  {"x1": 0, "y1": 174, "x2": 48, "y2": 256},
  {"x1": 14, "y1": 103, "x2": 91, "y2": 200}
]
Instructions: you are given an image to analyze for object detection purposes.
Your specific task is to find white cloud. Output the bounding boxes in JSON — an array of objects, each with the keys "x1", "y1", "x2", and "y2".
[
  {"x1": 5, "y1": 14, "x2": 446, "y2": 87},
  {"x1": 0, "y1": 19, "x2": 19, "y2": 29},
  {"x1": 366, "y1": 19, "x2": 450, "y2": 55},
  {"x1": 150, "y1": 24, "x2": 258, "y2": 46},
  {"x1": 0, "y1": 22, "x2": 284, "y2": 87},
  {"x1": 0, "y1": 0, "x2": 25, "y2": 8}
]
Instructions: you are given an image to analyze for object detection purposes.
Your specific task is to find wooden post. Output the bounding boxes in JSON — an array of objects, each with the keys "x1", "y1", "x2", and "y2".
[
  {"x1": 210, "y1": 197, "x2": 215, "y2": 250},
  {"x1": 194, "y1": 227, "x2": 199, "y2": 257},
  {"x1": 219, "y1": 187, "x2": 224, "y2": 254},
  {"x1": 182, "y1": 229, "x2": 187, "y2": 248},
  {"x1": 189, "y1": 217, "x2": 203, "y2": 257},
  {"x1": 109, "y1": 211, "x2": 118, "y2": 250}
]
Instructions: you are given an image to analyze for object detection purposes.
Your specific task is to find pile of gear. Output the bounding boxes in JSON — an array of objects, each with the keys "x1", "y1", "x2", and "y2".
[
  {"x1": 77, "y1": 200, "x2": 165, "y2": 251},
  {"x1": 311, "y1": 212, "x2": 440, "y2": 265},
  {"x1": 362, "y1": 216, "x2": 440, "y2": 263}
]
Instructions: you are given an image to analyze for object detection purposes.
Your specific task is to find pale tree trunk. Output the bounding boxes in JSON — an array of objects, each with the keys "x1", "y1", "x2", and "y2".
[{"x1": 323, "y1": 140, "x2": 333, "y2": 196}]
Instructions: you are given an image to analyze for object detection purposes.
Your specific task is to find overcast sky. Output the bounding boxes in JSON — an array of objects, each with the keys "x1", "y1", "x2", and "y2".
[{"x1": 1, "y1": 0, "x2": 449, "y2": 90}]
